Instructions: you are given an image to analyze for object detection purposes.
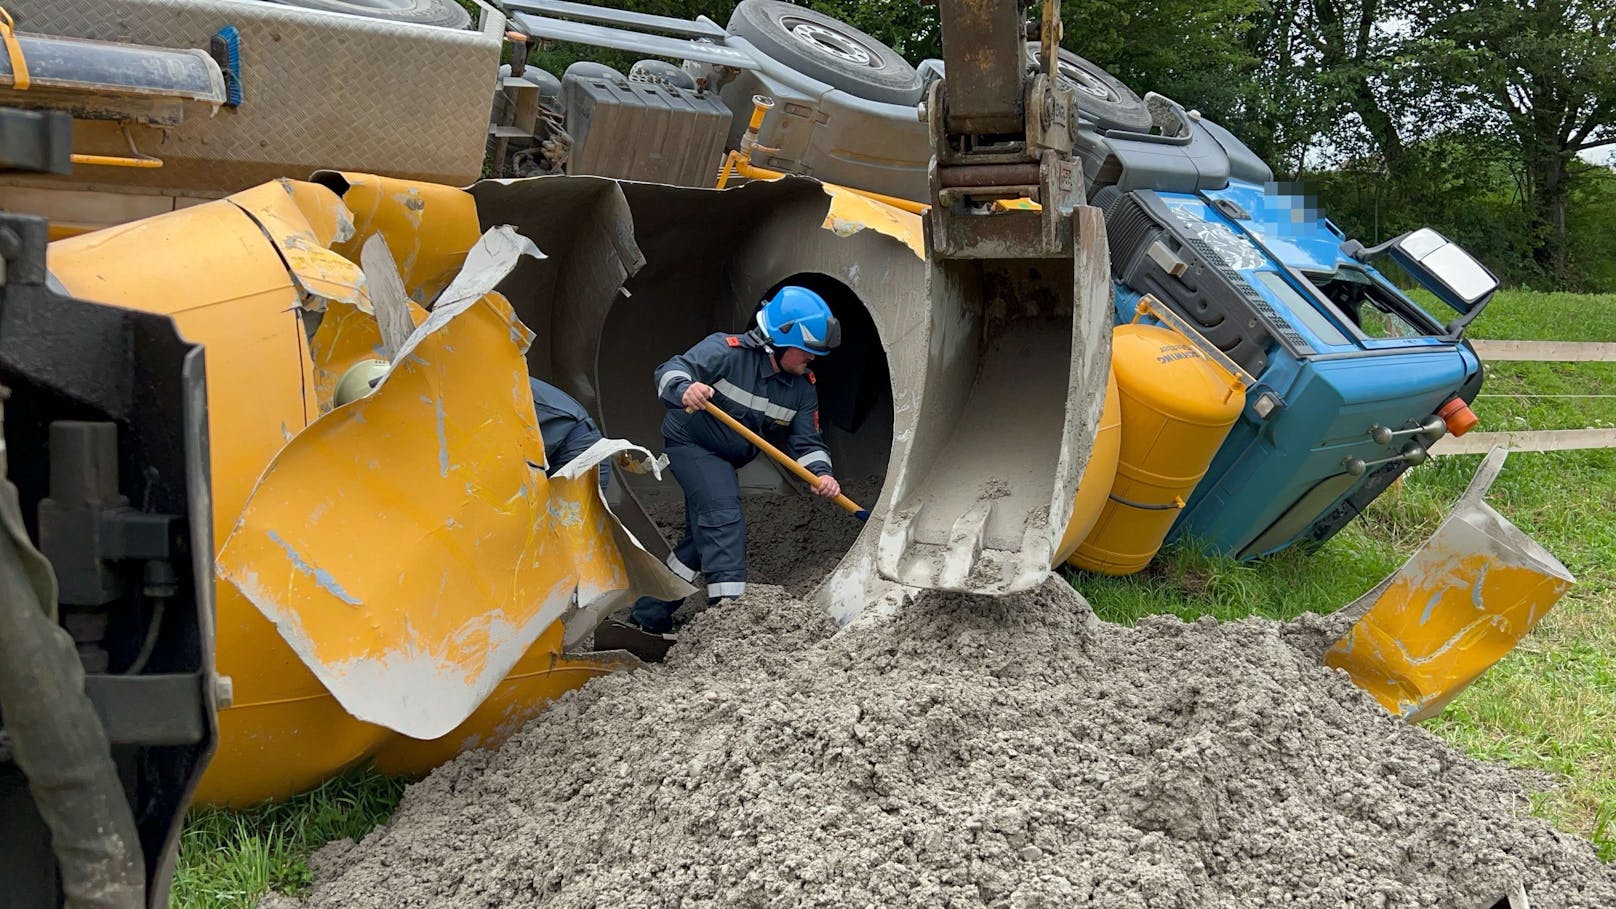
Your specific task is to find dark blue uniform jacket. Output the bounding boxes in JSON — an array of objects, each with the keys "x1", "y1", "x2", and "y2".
[
  {"x1": 529, "y1": 377, "x2": 604, "y2": 478},
  {"x1": 652, "y1": 332, "x2": 833, "y2": 477}
]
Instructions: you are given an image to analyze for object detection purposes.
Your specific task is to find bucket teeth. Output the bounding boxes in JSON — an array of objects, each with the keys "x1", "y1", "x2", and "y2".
[{"x1": 876, "y1": 501, "x2": 1060, "y2": 595}]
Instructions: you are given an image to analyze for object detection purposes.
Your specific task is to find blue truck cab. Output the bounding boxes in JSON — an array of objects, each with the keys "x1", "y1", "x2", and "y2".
[{"x1": 1077, "y1": 97, "x2": 1494, "y2": 559}]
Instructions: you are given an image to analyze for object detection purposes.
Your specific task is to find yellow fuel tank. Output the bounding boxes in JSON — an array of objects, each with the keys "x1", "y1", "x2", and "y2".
[
  {"x1": 1069, "y1": 321, "x2": 1245, "y2": 575},
  {"x1": 1053, "y1": 366, "x2": 1122, "y2": 565}
]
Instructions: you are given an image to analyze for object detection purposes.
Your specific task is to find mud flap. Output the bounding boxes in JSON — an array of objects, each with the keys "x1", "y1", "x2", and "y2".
[{"x1": 1325, "y1": 447, "x2": 1574, "y2": 722}]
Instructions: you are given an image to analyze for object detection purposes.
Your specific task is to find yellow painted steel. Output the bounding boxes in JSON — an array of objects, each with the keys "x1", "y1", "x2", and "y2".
[
  {"x1": 48, "y1": 178, "x2": 646, "y2": 805},
  {"x1": 822, "y1": 185, "x2": 925, "y2": 258},
  {"x1": 1054, "y1": 366, "x2": 1122, "y2": 566},
  {"x1": 317, "y1": 171, "x2": 482, "y2": 306},
  {"x1": 718, "y1": 149, "x2": 930, "y2": 216},
  {"x1": 217, "y1": 287, "x2": 620, "y2": 741},
  {"x1": 1325, "y1": 448, "x2": 1575, "y2": 722},
  {"x1": 1330, "y1": 555, "x2": 1569, "y2": 720},
  {"x1": 309, "y1": 296, "x2": 428, "y2": 413},
  {"x1": 1069, "y1": 323, "x2": 1245, "y2": 575},
  {"x1": 372, "y1": 621, "x2": 635, "y2": 773},
  {"x1": 227, "y1": 179, "x2": 369, "y2": 308}
]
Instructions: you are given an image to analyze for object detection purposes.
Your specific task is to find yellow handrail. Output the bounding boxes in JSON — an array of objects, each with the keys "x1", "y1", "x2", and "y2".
[{"x1": 0, "y1": 6, "x2": 31, "y2": 91}]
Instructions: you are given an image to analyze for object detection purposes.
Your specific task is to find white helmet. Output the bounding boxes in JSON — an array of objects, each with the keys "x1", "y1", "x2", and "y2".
[{"x1": 334, "y1": 358, "x2": 390, "y2": 407}]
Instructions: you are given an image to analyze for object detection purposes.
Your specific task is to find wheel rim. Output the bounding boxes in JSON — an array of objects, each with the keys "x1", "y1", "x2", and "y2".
[
  {"x1": 1058, "y1": 61, "x2": 1118, "y2": 103},
  {"x1": 782, "y1": 17, "x2": 877, "y2": 68}
]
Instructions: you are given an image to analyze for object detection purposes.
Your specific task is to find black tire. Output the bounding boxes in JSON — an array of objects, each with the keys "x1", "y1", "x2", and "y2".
[
  {"x1": 727, "y1": 0, "x2": 923, "y2": 107},
  {"x1": 1027, "y1": 43, "x2": 1151, "y2": 133},
  {"x1": 267, "y1": 0, "x2": 472, "y2": 30}
]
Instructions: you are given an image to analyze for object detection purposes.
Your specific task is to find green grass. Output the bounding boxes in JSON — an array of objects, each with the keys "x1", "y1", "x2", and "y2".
[
  {"x1": 1406, "y1": 288, "x2": 1616, "y2": 342},
  {"x1": 170, "y1": 768, "x2": 406, "y2": 908},
  {"x1": 171, "y1": 290, "x2": 1615, "y2": 902},
  {"x1": 1475, "y1": 361, "x2": 1616, "y2": 431}
]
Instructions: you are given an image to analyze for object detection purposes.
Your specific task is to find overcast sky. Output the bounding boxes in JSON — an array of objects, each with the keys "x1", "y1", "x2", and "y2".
[{"x1": 1582, "y1": 146, "x2": 1616, "y2": 167}]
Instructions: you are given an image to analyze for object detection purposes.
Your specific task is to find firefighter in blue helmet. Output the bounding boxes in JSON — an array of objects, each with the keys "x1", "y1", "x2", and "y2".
[
  {"x1": 625, "y1": 285, "x2": 843, "y2": 636},
  {"x1": 529, "y1": 376, "x2": 611, "y2": 494}
]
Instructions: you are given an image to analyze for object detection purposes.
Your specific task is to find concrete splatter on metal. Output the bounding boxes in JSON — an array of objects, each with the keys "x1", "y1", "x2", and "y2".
[{"x1": 266, "y1": 530, "x2": 364, "y2": 606}]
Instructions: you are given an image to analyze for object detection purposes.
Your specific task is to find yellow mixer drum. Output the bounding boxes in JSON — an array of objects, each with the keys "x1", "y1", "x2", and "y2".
[{"x1": 1069, "y1": 322, "x2": 1245, "y2": 575}]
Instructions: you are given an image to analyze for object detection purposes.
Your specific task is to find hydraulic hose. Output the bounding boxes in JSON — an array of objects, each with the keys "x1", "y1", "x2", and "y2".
[{"x1": 0, "y1": 422, "x2": 143, "y2": 907}]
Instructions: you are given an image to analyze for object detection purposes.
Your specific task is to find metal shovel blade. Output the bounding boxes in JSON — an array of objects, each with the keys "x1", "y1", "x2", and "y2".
[{"x1": 1325, "y1": 447, "x2": 1574, "y2": 722}]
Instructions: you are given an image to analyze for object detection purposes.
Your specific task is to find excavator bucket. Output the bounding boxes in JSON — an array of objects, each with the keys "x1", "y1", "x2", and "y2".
[
  {"x1": 1325, "y1": 447, "x2": 1574, "y2": 722},
  {"x1": 873, "y1": 206, "x2": 1112, "y2": 594}
]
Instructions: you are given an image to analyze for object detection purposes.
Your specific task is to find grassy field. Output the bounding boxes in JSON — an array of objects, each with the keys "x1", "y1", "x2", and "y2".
[{"x1": 170, "y1": 290, "x2": 1616, "y2": 906}]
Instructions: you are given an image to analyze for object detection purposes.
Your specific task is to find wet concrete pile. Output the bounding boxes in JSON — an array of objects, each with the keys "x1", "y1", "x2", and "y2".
[{"x1": 276, "y1": 560, "x2": 1616, "y2": 908}]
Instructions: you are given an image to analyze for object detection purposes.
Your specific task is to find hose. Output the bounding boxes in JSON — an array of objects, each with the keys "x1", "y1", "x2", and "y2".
[{"x1": 0, "y1": 419, "x2": 144, "y2": 907}]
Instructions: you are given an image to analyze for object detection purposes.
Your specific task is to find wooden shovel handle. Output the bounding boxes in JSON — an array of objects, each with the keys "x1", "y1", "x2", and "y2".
[{"x1": 693, "y1": 401, "x2": 866, "y2": 517}]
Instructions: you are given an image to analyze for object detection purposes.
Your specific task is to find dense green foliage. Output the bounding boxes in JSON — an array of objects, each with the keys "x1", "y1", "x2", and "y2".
[{"x1": 507, "y1": 0, "x2": 1615, "y2": 291}]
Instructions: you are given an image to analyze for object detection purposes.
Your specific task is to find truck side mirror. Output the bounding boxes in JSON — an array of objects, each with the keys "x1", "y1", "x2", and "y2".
[{"x1": 1350, "y1": 227, "x2": 1498, "y2": 338}]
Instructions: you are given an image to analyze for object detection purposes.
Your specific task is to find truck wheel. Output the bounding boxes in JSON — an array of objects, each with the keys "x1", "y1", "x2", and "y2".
[
  {"x1": 728, "y1": 0, "x2": 923, "y2": 107},
  {"x1": 269, "y1": 0, "x2": 472, "y2": 30},
  {"x1": 1028, "y1": 44, "x2": 1151, "y2": 133}
]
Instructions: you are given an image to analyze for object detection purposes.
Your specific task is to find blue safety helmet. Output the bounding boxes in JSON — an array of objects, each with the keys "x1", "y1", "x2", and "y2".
[{"x1": 757, "y1": 286, "x2": 841, "y2": 356}]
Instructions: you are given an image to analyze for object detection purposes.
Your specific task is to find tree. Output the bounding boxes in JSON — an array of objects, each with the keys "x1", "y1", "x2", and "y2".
[
  {"x1": 1096, "y1": 0, "x2": 1264, "y2": 125},
  {"x1": 1414, "y1": 0, "x2": 1616, "y2": 281}
]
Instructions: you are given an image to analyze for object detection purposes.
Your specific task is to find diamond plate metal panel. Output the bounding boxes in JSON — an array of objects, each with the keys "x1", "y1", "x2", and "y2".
[{"x1": 1, "y1": 0, "x2": 501, "y2": 195}]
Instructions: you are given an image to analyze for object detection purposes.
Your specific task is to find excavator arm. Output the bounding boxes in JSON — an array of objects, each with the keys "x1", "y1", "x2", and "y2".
[
  {"x1": 862, "y1": 0, "x2": 1112, "y2": 595},
  {"x1": 927, "y1": 0, "x2": 1083, "y2": 257}
]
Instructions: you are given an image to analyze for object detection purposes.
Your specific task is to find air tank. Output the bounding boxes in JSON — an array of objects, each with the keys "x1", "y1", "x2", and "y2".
[
  {"x1": 1054, "y1": 365, "x2": 1122, "y2": 565},
  {"x1": 1068, "y1": 320, "x2": 1246, "y2": 575}
]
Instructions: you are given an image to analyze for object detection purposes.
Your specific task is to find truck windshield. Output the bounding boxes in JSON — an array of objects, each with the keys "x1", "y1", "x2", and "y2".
[
  {"x1": 1251, "y1": 271, "x2": 1352, "y2": 346},
  {"x1": 1304, "y1": 267, "x2": 1439, "y2": 340}
]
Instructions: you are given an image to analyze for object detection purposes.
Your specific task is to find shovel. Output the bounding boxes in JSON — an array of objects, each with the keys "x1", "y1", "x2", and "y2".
[{"x1": 692, "y1": 400, "x2": 869, "y2": 521}]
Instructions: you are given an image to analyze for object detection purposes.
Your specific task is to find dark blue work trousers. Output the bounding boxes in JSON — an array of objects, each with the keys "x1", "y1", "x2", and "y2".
[{"x1": 628, "y1": 442, "x2": 748, "y2": 633}]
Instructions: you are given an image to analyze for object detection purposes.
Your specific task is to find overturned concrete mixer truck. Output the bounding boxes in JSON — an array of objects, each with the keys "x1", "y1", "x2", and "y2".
[
  {"x1": 0, "y1": 0, "x2": 1574, "y2": 905},
  {"x1": 0, "y1": 0, "x2": 1496, "y2": 566}
]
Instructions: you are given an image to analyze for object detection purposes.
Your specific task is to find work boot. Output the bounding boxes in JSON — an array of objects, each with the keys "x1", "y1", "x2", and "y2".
[
  {"x1": 627, "y1": 595, "x2": 681, "y2": 634},
  {"x1": 594, "y1": 617, "x2": 678, "y2": 663}
]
